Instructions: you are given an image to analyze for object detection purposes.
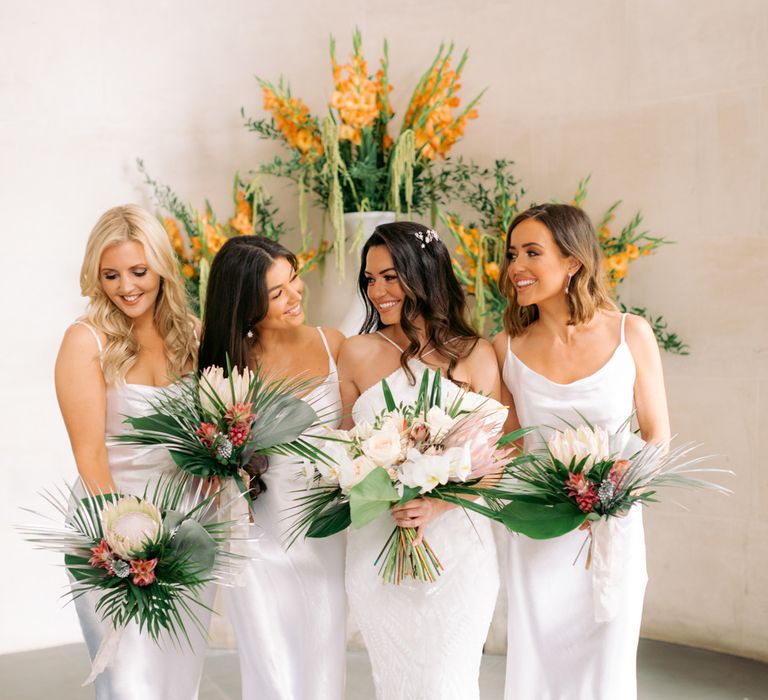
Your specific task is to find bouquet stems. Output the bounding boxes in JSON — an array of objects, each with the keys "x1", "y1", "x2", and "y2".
[{"x1": 375, "y1": 526, "x2": 444, "y2": 584}]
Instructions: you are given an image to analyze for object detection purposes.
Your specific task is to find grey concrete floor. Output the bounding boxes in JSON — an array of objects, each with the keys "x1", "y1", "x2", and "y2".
[{"x1": 1, "y1": 640, "x2": 767, "y2": 699}]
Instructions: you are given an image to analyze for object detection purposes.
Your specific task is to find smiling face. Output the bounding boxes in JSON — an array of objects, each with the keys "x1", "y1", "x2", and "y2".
[
  {"x1": 506, "y1": 218, "x2": 580, "y2": 306},
  {"x1": 256, "y1": 256, "x2": 305, "y2": 331},
  {"x1": 99, "y1": 240, "x2": 162, "y2": 321},
  {"x1": 364, "y1": 245, "x2": 405, "y2": 325}
]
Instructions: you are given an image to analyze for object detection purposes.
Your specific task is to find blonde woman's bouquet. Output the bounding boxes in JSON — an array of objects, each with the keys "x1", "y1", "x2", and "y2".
[
  {"x1": 498, "y1": 422, "x2": 731, "y2": 620},
  {"x1": 289, "y1": 370, "x2": 527, "y2": 584},
  {"x1": 117, "y1": 361, "x2": 327, "y2": 503},
  {"x1": 19, "y1": 475, "x2": 248, "y2": 683}
]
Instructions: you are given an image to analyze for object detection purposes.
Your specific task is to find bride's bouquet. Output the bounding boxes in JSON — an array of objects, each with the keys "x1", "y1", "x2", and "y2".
[
  {"x1": 290, "y1": 370, "x2": 522, "y2": 584},
  {"x1": 498, "y1": 422, "x2": 731, "y2": 620},
  {"x1": 117, "y1": 362, "x2": 327, "y2": 501},
  {"x1": 19, "y1": 474, "x2": 248, "y2": 682}
]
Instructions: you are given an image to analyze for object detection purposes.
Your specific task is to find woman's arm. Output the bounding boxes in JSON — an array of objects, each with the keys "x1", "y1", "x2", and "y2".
[
  {"x1": 625, "y1": 314, "x2": 671, "y2": 446},
  {"x1": 492, "y1": 332, "x2": 522, "y2": 436},
  {"x1": 468, "y1": 338, "x2": 502, "y2": 402},
  {"x1": 336, "y1": 336, "x2": 364, "y2": 430},
  {"x1": 55, "y1": 324, "x2": 115, "y2": 494}
]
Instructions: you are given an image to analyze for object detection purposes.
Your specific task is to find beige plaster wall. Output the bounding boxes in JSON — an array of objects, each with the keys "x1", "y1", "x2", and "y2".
[{"x1": 1, "y1": 0, "x2": 764, "y2": 660}]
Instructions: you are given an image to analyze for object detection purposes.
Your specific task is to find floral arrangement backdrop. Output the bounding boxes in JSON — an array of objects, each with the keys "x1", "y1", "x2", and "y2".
[{"x1": 143, "y1": 31, "x2": 687, "y2": 354}]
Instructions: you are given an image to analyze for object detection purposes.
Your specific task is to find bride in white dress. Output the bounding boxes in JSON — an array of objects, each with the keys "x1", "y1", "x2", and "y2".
[
  {"x1": 55, "y1": 205, "x2": 212, "y2": 699},
  {"x1": 338, "y1": 222, "x2": 504, "y2": 700},
  {"x1": 491, "y1": 203, "x2": 671, "y2": 700},
  {"x1": 198, "y1": 236, "x2": 346, "y2": 700}
]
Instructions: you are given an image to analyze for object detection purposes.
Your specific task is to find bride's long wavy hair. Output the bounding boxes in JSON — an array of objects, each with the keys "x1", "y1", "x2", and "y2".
[
  {"x1": 79, "y1": 204, "x2": 196, "y2": 385},
  {"x1": 358, "y1": 221, "x2": 479, "y2": 384}
]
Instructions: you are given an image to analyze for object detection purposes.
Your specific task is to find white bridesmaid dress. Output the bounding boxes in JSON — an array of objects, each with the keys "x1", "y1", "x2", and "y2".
[
  {"x1": 502, "y1": 314, "x2": 647, "y2": 700},
  {"x1": 224, "y1": 327, "x2": 347, "y2": 700},
  {"x1": 346, "y1": 334, "x2": 500, "y2": 700},
  {"x1": 71, "y1": 322, "x2": 214, "y2": 700}
]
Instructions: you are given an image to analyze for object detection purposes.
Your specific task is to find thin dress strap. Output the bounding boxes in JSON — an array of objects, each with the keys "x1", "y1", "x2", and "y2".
[
  {"x1": 420, "y1": 336, "x2": 461, "y2": 359},
  {"x1": 620, "y1": 313, "x2": 628, "y2": 343},
  {"x1": 375, "y1": 331, "x2": 405, "y2": 353},
  {"x1": 74, "y1": 321, "x2": 103, "y2": 354},
  {"x1": 316, "y1": 327, "x2": 337, "y2": 374}
]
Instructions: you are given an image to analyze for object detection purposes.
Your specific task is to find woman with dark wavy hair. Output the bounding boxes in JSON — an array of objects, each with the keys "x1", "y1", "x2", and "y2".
[
  {"x1": 493, "y1": 204, "x2": 669, "y2": 699},
  {"x1": 338, "y1": 221, "x2": 504, "y2": 699},
  {"x1": 199, "y1": 235, "x2": 346, "y2": 700}
]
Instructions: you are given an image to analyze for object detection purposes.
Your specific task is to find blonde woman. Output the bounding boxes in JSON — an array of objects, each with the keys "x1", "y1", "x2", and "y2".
[
  {"x1": 55, "y1": 205, "x2": 211, "y2": 699},
  {"x1": 492, "y1": 204, "x2": 670, "y2": 699}
]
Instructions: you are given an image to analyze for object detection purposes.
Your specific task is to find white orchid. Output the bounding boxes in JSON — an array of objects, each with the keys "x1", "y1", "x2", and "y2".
[
  {"x1": 199, "y1": 365, "x2": 253, "y2": 413},
  {"x1": 547, "y1": 425, "x2": 611, "y2": 473},
  {"x1": 425, "y1": 406, "x2": 456, "y2": 440},
  {"x1": 445, "y1": 444, "x2": 473, "y2": 482},
  {"x1": 399, "y1": 448, "x2": 451, "y2": 493},
  {"x1": 101, "y1": 496, "x2": 163, "y2": 559},
  {"x1": 361, "y1": 422, "x2": 404, "y2": 467}
]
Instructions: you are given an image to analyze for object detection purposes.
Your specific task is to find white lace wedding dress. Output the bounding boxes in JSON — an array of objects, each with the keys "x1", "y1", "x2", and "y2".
[{"x1": 346, "y1": 351, "x2": 500, "y2": 700}]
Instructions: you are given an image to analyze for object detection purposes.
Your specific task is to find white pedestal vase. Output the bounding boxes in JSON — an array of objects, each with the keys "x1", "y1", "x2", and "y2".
[{"x1": 320, "y1": 211, "x2": 396, "y2": 336}]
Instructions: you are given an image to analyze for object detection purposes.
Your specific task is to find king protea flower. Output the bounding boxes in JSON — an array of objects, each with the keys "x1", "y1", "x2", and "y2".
[
  {"x1": 101, "y1": 496, "x2": 163, "y2": 559},
  {"x1": 199, "y1": 365, "x2": 253, "y2": 414},
  {"x1": 547, "y1": 425, "x2": 610, "y2": 473}
]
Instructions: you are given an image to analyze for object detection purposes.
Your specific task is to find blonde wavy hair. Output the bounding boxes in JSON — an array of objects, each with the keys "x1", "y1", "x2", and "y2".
[
  {"x1": 499, "y1": 203, "x2": 615, "y2": 337},
  {"x1": 79, "y1": 204, "x2": 196, "y2": 385}
]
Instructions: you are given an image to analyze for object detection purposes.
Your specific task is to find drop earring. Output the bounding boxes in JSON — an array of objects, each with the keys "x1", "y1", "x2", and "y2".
[{"x1": 564, "y1": 273, "x2": 573, "y2": 294}]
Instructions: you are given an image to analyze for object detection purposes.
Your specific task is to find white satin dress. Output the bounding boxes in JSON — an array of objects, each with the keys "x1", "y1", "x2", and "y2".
[
  {"x1": 502, "y1": 314, "x2": 648, "y2": 700},
  {"x1": 224, "y1": 328, "x2": 347, "y2": 700},
  {"x1": 71, "y1": 322, "x2": 213, "y2": 700},
  {"x1": 346, "y1": 336, "x2": 501, "y2": 700}
]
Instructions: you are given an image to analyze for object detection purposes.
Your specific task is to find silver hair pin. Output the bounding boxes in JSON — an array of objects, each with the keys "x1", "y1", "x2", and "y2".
[{"x1": 412, "y1": 228, "x2": 439, "y2": 248}]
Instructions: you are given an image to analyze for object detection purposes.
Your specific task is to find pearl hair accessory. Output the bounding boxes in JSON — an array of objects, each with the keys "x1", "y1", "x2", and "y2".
[{"x1": 412, "y1": 228, "x2": 439, "y2": 248}]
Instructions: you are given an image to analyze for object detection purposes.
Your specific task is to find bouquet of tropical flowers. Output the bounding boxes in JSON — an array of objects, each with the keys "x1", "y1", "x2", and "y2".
[
  {"x1": 247, "y1": 29, "x2": 484, "y2": 273},
  {"x1": 289, "y1": 370, "x2": 524, "y2": 584},
  {"x1": 117, "y1": 363, "x2": 328, "y2": 505},
  {"x1": 497, "y1": 422, "x2": 731, "y2": 620},
  {"x1": 19, "y1": 474, "x2": 248, "y2": 682}
]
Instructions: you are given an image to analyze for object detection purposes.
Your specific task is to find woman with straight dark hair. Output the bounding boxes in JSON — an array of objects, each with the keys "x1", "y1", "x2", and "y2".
[
  {"x1": 492, "y1": 203, "x2": 669, "y2": 699},
  {"x1": 199, "y1": 235, "x2": 346, "y2": 700},
  {"x1": 338, "y1": 221, "x2": 504, "y2": 699}
]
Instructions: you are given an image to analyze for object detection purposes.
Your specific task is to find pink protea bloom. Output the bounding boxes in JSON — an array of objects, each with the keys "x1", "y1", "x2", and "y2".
[
  {"x1": 130, "y1": 558, "x2": 158, "y2": 586},
  {"x1": 196, "y1": 422, "x2": 219, "y2": 447},
  {"x1": 89, "y1": 539, "x2": 113, "y2": 570},
  {"x1": 442, "y1": 409, "x2": 509, "y2": 479}
]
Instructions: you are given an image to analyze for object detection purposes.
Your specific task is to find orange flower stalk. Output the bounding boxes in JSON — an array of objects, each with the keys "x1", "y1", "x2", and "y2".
[{"x1": 259, "y1": 79, "x2": 324, "y2": 162}]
